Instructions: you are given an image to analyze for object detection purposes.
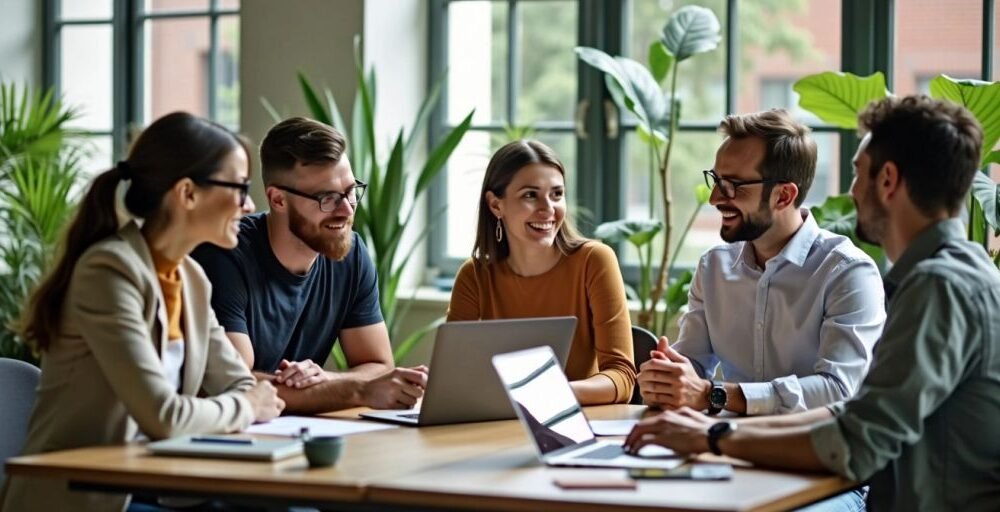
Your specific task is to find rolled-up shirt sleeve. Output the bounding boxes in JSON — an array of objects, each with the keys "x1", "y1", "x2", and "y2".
[{"x1": 741, "y1": 258, "x2": 885, "y2": 415}]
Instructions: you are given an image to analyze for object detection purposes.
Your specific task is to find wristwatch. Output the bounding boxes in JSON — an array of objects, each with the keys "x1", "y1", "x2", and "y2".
[
  {"x1": 707, "y1": 421, "x2": 737, "y2": 456},
  {"x1": 707, "y1": 380, "x2": 727, "y2": 415}
]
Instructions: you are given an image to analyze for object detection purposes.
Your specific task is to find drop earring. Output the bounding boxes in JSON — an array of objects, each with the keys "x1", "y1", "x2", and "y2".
[{"x1": 495, "y1": 218, "x2": 504, "y2": 243}]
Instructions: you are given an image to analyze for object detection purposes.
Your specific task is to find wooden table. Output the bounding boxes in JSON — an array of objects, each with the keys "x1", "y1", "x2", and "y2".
[{"x1": 4, "y1": 405, "x2": 856, "y2": 511}]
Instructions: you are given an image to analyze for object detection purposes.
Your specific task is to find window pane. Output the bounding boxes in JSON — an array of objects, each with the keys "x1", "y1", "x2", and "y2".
[
  {"x1": 61, "y1": 25, "x2": 113, "y2": 132},
  {"x1": 219, "y1": 0, "x2": 240, "y2": 9},
  {"x1": 143, "y1": 0, "x2": 209, "y2": 13},
  {"x1": 77, "y1": 135, "x2": 114, "y2": 177},
  {"x1": 59, "y1": 0, "x2": 112, "y2": 21},
  {"x1": 448, "y1": 1, "x2": 507, "y2": 125},
  {"x1": 894, "y1": 0, "x2": 983, "y2": 95},
  {"x1": 144, "y1": 17, "x2": 211, "y2": 122},
  {"x1": 517, "y1": 1, "x2": 577, "y2": 123},
  {"x1": 445, "y1": 130, "x2": 493, "y2": 259},
  {"x1": 216, "y1": 15, "x2": 240, "y2": 130},
  {"x1": 622, "y1": 130, "x2": 722, "y2": 268},
  {"x1": 628, "y1": 0, "x2": 727, "y2": 124},
  {"x1": 739, "y1": 0, "x2": 841, "y2": 121}
]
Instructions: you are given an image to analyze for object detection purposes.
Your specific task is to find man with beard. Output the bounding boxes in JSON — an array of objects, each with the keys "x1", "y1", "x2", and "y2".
[
  {"x1": 637, "y1": 109, "x2": 885, "y2": 420},
  {"x1": 192, "y1": 117, "x2": 427, "y2": 413},
  {"x1": 625, "y1": 95, "x2": 1000, "y2": 512}
]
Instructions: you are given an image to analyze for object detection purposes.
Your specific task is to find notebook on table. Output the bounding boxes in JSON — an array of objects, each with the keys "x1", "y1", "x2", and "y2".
[
  {"x1": 147, "y1": 435, "x2": 303, "y2": 461},
  {"x1": 492, "y1": 345, "x2": 683, "y2": 470},
  {"x1": 360, "y1": 316, "x2": 576, "y2": 427}
]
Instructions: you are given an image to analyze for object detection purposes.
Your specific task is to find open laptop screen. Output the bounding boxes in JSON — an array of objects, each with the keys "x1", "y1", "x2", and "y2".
[{"x1": 492, "y1": 346, "x2": 595, "y2": 454}]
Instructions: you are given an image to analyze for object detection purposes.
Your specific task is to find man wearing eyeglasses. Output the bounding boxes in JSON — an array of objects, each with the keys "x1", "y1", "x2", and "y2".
[
  {"x1": 637, "y1": 109, "x2": 885, "y2": 424},
  {"x1": 192, "y1": 117, "x2": 427, "y2": 413}
]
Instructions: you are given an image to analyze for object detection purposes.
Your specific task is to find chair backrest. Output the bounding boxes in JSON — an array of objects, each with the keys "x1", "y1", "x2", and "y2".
[
  {"x1": 630, "y1": 326, "x2": 658, "y2": 405},
  {"x1": 0, "y1": 358, "x2": 41, "y2": 485}
]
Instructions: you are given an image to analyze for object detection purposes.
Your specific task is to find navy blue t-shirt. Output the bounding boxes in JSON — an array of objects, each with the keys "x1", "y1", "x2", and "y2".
[{"x1": 191, "y1": 212, "x2": 383, "y2": 372}]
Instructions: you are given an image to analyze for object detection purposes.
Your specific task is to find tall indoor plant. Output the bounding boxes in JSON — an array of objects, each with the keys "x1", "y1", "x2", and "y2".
[
  {"x1": 0, "y1": 83, "x2": 84, "y2": 364},
  {"x1": 794, "y1": 72, "x2": 1000, "y2": 267},
  {"x1": 576, "y1": 5, "x2": 719, "y2": 334},
  {"x1": 264, "y1": 37, "x2": 474, "y2": 365}
]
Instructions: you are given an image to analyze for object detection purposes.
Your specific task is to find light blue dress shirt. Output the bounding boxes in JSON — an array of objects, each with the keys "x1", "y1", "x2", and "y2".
[{"x1": 673, "y1": 210, "x2": 886, "y2": 415}]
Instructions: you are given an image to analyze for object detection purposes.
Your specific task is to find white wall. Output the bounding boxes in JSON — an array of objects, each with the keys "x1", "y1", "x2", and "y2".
[{"x1": 0, "y1": 0, "x2": 42, "y2": 86}]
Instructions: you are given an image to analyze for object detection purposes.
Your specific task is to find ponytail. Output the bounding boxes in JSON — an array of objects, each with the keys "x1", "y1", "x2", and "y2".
[{"x1": 20, "y1": 163, "x2": 127, "y2": 350}]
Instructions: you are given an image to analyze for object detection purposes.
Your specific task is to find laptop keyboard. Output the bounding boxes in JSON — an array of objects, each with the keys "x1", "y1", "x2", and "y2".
[{"x1": 574, "y1": 444, "x2": 625, "y2": 460}]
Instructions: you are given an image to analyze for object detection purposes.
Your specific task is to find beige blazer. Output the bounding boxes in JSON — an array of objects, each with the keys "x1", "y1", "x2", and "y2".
[{"x1": 1, "y1": 222, "x2": 256, "y2": 512}]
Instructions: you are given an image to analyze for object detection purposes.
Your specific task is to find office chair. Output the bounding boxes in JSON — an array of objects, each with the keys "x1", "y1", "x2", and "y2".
[
  {"x1": 0, "y1": 358, "x2": 40, "y2": 485},
  {"x1": 630, "y1": 326, "x2": 658, "y2": 405}
]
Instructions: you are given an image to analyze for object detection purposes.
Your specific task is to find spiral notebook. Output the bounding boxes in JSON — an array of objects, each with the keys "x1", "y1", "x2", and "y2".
[{"x1": 147, "y1": 435, "x2": 303, "y2": 461}]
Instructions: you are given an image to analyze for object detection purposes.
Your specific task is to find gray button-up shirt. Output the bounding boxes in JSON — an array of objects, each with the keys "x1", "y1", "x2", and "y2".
[
  {"x1": 810, "y1": 218, "x2": 1000, "y2": 512},
  {"x1": 674, "y1": 210, "x2": 885, "y2": 414}
]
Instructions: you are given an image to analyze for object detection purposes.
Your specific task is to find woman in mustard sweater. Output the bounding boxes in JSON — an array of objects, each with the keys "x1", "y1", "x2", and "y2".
[{"x1": 448, "y1": 140, "x2": 635, "y2": 405}]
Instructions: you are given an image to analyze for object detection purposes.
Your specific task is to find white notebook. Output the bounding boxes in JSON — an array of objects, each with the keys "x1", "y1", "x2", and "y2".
[{"x1": 147, "y1": 435, "x2": 303, "y2": 461}]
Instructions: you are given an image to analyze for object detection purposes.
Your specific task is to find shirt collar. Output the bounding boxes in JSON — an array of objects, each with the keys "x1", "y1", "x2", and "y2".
[
  {"x1": 884, "y1": 218, "x2": 966, "y2": 291},
  {"x1": 732, "y1": 208, "x2": 818, "y2": 270}
]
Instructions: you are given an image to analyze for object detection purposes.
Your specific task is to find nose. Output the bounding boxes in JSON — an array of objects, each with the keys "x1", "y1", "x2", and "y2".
[
  {"x1": 333, "y1": 197, "x2": 355, "y2": 215},
  {"x1": 708, "y1": 184, "x2": 726, "y2": 206},
  {"x1": 243, "y1": 194, "x2": 256, "y2": 214}
]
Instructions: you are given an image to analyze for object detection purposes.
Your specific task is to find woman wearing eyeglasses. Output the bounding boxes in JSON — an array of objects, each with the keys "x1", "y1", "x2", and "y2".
[
  {"x1": 447, "y1": 140, "x2": 636, "y2": 405},
  {"x1": 1, "y1": 112, "x2": 284, "y2": 512}
]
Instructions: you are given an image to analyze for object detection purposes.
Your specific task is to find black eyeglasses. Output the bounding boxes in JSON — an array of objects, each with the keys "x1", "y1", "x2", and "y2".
[
  {"x1": 275, "y1": 180, "x2": 368, "y2": 212},
  {"x1": 702, "y1": 169, "x2": 788, "y2": 200},
  {"x1": 195, "y1": 178, "x2": 250, "y2": 207}
]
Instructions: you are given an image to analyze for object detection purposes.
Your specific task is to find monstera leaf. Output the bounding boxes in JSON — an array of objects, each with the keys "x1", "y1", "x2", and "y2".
[
  {"x1": 810, "y1": 194, "x2": 885, "y2": 264},
  {"x1": 971, "y1": 172, "x2": 1000, "y2": 236},
  {"x1": 576, "y1": 47, "x2": 670, "y2": 135},
  {"x1": 929, "y1": 76, "x2": 1000, "y2": 169},
  {"x1": 594, "y1": 219, "x2": 663, "y2": 249},
  {"x1": 793, "y1": 72, "x2": 889, "y2": 129}
]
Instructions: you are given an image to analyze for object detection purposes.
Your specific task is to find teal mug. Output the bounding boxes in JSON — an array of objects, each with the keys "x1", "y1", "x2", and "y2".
[{"x1": 303, "y1": 436, "x2": 344, "y2": 468}]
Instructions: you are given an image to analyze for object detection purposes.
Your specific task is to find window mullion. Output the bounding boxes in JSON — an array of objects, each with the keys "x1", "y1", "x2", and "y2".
[
  {"x1": 984, "y1": 0, "x2": 995, "y2": 80},
  {"x1": 507, "y1": 0, "x2": 519, "y2": 126}
]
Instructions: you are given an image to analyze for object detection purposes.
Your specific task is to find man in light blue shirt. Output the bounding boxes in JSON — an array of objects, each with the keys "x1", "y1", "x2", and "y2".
[{"x1": 638, "y1": 109, "x2": 885, "y2": 416}]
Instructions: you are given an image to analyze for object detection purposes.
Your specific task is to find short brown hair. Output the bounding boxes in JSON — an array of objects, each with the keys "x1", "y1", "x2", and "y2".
[
  {"x1": 858, "y1": 95, "x2": 982, "y2": 215},
  {"x1": 719, "y1": 109, "x2": 818, "y2": 207},
  {"x1": 472, "y1": 140, "x2": 588, "y2": 263},
  {"x1": 259, "y1": 117, "x2": 346, "y2": 185}
]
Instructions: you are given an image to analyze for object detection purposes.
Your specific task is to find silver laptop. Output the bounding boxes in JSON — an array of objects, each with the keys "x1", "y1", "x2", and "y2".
[
  {"x1": 360, "y1": 317, "x2": 576, "y2": 427},
  {"x1": 492, "y1": 345, "x2": 682, "y2": 470}
]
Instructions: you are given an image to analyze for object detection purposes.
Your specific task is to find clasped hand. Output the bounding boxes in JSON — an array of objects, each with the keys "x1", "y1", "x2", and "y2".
[{"x1": 637, "y1": 336, "x2": 711, "y2": 410}]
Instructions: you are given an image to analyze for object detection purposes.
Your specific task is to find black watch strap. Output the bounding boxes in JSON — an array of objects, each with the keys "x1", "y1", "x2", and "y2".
[
  {"x1": 707, "y1": 421, "x2": 736, "y2": 456},
  {"x1": 707, "y1": 380, "x2": 726, "y2": 415}
]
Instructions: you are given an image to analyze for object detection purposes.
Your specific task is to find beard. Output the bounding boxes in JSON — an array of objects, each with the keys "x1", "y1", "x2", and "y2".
[
  {"x1": 718, "y1": 203, "x2": 773, "y2": 243},
  {"x1": 853, "y1": 188, "x2": 887, "y2": 246},
  {"x1": 287, "y1": 203, "x2": 354, "y2": 261}
]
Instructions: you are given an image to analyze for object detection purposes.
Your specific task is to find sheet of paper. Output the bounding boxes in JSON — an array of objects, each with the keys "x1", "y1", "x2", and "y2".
[
  {"x1": 245, "y1": 416, "x2": 398, "y2": 437},
  {"x1": 589, "y1": 419, "x2": 638, "y2": 437}
]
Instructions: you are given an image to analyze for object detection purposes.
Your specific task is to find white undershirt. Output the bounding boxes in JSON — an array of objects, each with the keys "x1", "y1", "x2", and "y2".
[{"x1": 162, "y1": 339, "x2": 185, "y2": 392}]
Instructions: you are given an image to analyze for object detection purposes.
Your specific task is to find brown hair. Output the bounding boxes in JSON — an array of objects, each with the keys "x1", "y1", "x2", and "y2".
[
  {"x1": 719, "y1": 109, "x2": 818, "y2": 206},
  {"x1": 472, "y1": 140, "x2": 588, "y2": 263},
  {"x1": 858, "y1": 94, "x2": 982, "y2": 215},
  {"x1": 259, "y1": 117, "x2": 346, "y2": 185},
  {"x1": 22, "y1": 111, "x2": 247, "y2": 350}
]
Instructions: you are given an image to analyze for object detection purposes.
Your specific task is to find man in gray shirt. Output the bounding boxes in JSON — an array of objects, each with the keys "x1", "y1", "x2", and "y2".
[
  {"x1": 626, "y1": 95, "x2": 1000, "y2": 512},
  {"x1": 638, "y1": 109, "x2": 885, "y2": 416}
]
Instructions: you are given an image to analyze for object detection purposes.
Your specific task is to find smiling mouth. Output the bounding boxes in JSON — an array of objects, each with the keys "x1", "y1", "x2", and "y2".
[
  {"x1": 719, "y1": 209, "x2": 740, "y2": 220},
  {"x1": 528, "y1": 221, "x2": 556, "y2": 231}
]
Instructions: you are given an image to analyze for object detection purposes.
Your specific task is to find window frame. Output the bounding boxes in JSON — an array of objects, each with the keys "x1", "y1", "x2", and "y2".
[{"x1": 43, "y1": 0, "x2": 240, "y2": 162}]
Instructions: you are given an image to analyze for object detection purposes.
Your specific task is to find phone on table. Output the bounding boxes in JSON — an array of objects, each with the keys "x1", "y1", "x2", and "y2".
[{"x1": 628, "y1": 463, "x2": 733, "y2": 480}]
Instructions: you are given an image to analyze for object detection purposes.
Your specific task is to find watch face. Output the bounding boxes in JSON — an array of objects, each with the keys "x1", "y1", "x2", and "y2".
[
  {"x1": 708, "y1": 421, "x2": 732, "y2": 437},
  {"x1": 710, "y1": 386, "x2": 727, "y2": 408}
]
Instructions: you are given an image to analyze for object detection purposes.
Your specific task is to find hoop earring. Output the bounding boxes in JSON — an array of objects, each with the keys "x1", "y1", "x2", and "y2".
[{"x1": 495, "y1": 218, "x2": 504, "y2": 243}]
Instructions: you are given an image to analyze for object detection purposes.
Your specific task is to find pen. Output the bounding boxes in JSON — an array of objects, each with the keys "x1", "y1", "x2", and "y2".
[{"x1": 190, "y1": 436, "x2": 255, "y2": 445}]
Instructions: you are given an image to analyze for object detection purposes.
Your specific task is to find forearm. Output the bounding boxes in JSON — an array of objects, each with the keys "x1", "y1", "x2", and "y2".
[
  {"x1": 570, "y1": 374, "x2": 619, "y2": 405},
  {"x1": 721, "y1": 382, "x2": 747, "y2": 414},
  {"x1": 254, "y1": 362, "x2": 391, "y2": 414},
  {"x1": 718, "y1": 424, "x2": 829, "y2": 472}
]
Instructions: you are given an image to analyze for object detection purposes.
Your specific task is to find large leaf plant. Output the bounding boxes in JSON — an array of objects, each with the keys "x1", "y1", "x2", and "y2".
[
  {"x1": 576, "y1": 6, "x2": 719, "y2": 334},
  {"x1": 793, "y1": 72, "x2": 1000, "y2": 267},
  {"x1": 263, "y1": 37, "x2": 474, "y2": 366}
]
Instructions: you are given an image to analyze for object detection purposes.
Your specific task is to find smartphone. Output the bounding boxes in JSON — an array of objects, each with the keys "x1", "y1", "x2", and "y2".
[{"x1": 628, "y1": 463, "x2": 733, "y2": 480}]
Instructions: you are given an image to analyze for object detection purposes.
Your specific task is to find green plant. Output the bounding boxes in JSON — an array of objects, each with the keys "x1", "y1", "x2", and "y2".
[
  {"x1": 263, "y1": 37, "x2": 474, "y2": 366},
  {"x1": 576, "y1": 5, "x2": 720, "y2": 334},
  {"x1": 793, "y1": 72, "x2": 1000, "y2": 266},
  {"x1": 0, "y1": 83, "x2": 84, "y2": 364}
]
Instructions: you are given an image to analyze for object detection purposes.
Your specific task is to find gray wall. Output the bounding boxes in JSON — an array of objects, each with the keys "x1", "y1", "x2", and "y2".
[{"x1": 0, "y1": 0, "x2": 43, "y2": 86}]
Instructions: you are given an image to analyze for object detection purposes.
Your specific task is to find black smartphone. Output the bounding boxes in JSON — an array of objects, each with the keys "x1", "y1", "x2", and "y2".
[{"x1": 628, "y1": 463, "x2": 733, "y2": 480}]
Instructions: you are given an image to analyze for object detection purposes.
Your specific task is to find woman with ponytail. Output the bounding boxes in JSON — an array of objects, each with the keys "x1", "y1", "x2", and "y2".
[{"x1": 1, "y1": 112, "x2": 284, "y2": 512}]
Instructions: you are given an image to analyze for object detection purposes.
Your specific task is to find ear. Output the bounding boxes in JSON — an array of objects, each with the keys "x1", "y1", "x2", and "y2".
[
  {"x1": 878, "y1": 161, "x2": 901, "y2": 202},
  {"x1": 266, "y1": 185, "x2": 286, "y2": 212},
  {"x1": 771, "y1": 182, "x2": 799, "y2": 211},
  {"x1": 174, "y1": 178, "x2": 198, "y2": 211},
  {"x1": 485, "y1": 190, "x2": 503, "y2": 218}
]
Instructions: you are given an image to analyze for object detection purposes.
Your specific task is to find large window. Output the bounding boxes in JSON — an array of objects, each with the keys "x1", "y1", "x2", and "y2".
[
  {"x1": 45, "y1": 0, "x2": 240, "y2": 174},
  {"x1": 429, "y1": 0, "x2": 998, "y2": 276}
]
